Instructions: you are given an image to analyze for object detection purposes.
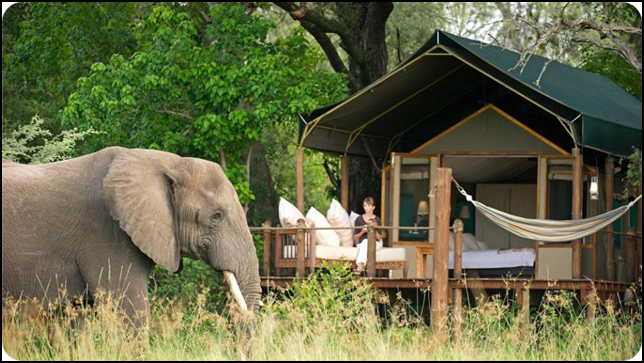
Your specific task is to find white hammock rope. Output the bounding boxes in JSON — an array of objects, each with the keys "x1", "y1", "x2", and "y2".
[{"x1": 452, "y1": 178, "x2": 642, "y2": 243}]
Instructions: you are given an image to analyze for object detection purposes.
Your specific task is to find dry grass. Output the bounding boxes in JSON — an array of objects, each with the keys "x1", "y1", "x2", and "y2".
[{"x1": 3, "y1": 266, "x2": 642, "y2": 361}]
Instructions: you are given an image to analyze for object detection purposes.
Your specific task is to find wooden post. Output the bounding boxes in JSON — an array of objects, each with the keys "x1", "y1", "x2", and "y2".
[
  {"x1": 452, "y1": 219, "x2": 464, "y2": 344},
  {"x1": 605, "y1": 156, "x2": 615, "y2": 281},
  {"x1": 592, "y1": 193, "x2": 599, "y2": 281},
  {"x1": 572, "y1": 148, "x2": 583, "y2": 279},
  {"x1": 341, "y1": 155, "x2": 350, "y2": 212},
  {"x1": 262, "y1": 221, "x2": 272, "y2": 277},
  {"x1": 432, "y1": 167, "x2": 452, "y2": 344},
  {"x1": 638, "y1": 178, "x2": 642, "y2": 284},
  {"x1": 587, "y1": 290, "x2": 597, "y2": 324},
  {"x1": 296, "y1": 147, "x2": 305, "y2": 213},
  {"x1": 296, "y1": 219, "x2": 306, "y2": 278},
  {"x1": 626, "y1": 228, "x2": 637, "y2": 283},
  {"x1": 367, "y1": 219, "x2": 377, "y2": 278},
  {"x1": 520, "y1": 284, "x2": 531, "y2": 338}
]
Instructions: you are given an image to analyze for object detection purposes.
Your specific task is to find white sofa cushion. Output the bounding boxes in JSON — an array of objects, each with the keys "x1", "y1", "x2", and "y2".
[
  {"x1": 315, "y1": 246, "x2": 359, "y2": 261},
  {"x1": 279, "y1": 198, "x2": 306, "y2": 228},
  {"x1": 282, "y1": 246, "x2": 406, "y2": 263},
  {"x1": 327, "y1": 199, "x2": 354, "y2": 247},
  {"x1": 375, "y1": 247, "x2": 406, "y2": 262},
  {"x1": 306, "y1": 207, "x2": 341, "y2": 247},
  {"x1": 349, "y1": 211, "x2": 360, "y2": 227}
]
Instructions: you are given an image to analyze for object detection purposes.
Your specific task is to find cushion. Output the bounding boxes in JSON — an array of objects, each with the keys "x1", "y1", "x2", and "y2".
[
  {"x1": 477, "y1": 240, "x2": 491, "y2": 250},
  {"x1": 306, "y1": 207, "x2": 341, "y2": 247},
  {"x1": 463, "y1": 233, "x2": 481, "y2": 251},
  {"x1": 349, "y1": 211, "x2": 360, "y2": 227},
  {"x1": 449, "y1": 232, "x2": 480, "y2": 251},
  {"x1": 279, "y1": 198, "x2": 306, "y2": 228},
  {"x1": 315, "y1": 246, "x2": 359, "y2": 261},
  {"x1": 375, "y1": 247, "x2": 406, "y2": 262},
  {"x1": 327, "y1": 199, "x2": 354, "y2": 247}
]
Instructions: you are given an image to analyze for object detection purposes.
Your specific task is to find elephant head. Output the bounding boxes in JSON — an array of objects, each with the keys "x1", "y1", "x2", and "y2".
[{"x1": 102, "y1": 149, "x2": 261, "y2": 313}]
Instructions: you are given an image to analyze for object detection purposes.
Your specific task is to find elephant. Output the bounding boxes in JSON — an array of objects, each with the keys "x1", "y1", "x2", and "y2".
[{"x1": 2, "y1": 147, "x2": 261, "y2": 326}]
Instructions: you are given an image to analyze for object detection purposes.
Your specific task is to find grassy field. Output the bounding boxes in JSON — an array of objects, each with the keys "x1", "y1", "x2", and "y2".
[{"x1": 3, "y1": 266, "x2": 641, "y2": 361}]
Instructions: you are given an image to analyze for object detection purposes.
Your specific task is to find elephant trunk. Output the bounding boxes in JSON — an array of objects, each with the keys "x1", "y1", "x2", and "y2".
[{"x1": 207, "y1": 237, "x2": 262, "y2": 314}]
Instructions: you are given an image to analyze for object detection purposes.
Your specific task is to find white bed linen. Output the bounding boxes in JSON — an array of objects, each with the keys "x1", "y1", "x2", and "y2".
[{"x1": 448, "y1": 249, "x2": 535, "y2": 269}]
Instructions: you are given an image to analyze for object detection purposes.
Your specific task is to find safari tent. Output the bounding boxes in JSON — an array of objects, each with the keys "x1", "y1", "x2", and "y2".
[{"x1": 294, "y1": 30, "x2": 642, "y2": 284}]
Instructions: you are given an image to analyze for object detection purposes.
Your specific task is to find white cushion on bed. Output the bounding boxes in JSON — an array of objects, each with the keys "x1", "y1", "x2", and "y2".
[
  {"x1": 477, "y1": 240, "x2": 491, "y2": 250},
  {"x1": 449, "y1": 232, "x2": 481, "y2": 251},
  {"x1": 306, "y1": 207, "x2": 341, "y2": 247},
  {"x1": 326, "y1": 199, "x2": 354, "y2": 247}
]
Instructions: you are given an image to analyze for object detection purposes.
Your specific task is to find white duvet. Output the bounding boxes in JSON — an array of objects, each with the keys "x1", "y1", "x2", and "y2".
[{"x1": 448, "y1": 248, "x2": 536, "y2": 269}]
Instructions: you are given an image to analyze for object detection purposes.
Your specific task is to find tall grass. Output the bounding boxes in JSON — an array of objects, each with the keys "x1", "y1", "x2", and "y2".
[{"x1": 3, "y1": 264, "x2": 641, "y2": 361}]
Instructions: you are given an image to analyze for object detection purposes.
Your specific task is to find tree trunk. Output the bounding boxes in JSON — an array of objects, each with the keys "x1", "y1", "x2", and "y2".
[{"x1": 247, "y1": 142, "x2": 279, "y2": 226}]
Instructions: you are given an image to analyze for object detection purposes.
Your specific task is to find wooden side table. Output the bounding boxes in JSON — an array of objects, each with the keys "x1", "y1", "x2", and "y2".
[{"x1": 416, "y1": 245, "x2": 435, "y2": 279}]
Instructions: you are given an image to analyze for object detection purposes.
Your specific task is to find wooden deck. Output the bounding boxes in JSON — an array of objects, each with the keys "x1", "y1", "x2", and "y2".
[{"x1": 261, "y1": 276, "x2": 634, "y2": 303}]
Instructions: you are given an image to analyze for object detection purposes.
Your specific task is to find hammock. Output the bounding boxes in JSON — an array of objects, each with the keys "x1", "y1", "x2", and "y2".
[{"x1": 452, "y1": 179, "x2": 642, "y2": 243}]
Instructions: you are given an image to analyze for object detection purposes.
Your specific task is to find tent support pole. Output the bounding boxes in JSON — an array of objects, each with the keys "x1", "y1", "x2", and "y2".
[
  {"x1": 297, "y1": 147, "x2": 305, "y2": 213},
  {"x1": 341, "y1": 155, "x2": 350, "y2": 212},
  {"x1": 572, "y1": 148, "x2": 583, "y2": 279},
  {"x1": 432, "y1": 167, "x2": 452, "y2": 345},
  {"x1": 605, "y1": 156, "x2": 615, "y2": 281}
]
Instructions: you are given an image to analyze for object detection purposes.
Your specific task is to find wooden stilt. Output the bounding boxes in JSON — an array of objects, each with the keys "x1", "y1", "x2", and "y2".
[
  {"x1": 638, "y1": 179, "x2": 642, "y2": 284},
  {"x1": 296, "y1": 219, "x2": 306, "y2": 278},
  {"x1": 626, "y1": 228, "x2": 637, "y2": 283},
  {"x1": 520, "y1": 285, "x2": 531, "y2": 338},
  {"x1": 572, "y1": 148, "x2": 583, "y2": 279},
  {"x1": 587, "y1": 290, "x2": 597, "y2": 324},
  {"x1": 367, "y1": 219, "x2": 377, "y2": 278},
  {"x1": 452, "y1": 219, "x2": 464, "y2": 344},
  {"x1": 432, "y1": 168, "x2": 452, "y2": 345},
  {"x1": 263, "y1": 221, "x2": 272, "y2": 277},
  {"x1": 605, "y1": 156, "x2": 615, "y2": 281}
]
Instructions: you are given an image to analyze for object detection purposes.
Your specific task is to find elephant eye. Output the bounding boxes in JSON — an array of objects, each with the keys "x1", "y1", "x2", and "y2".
[{"x1": 211, "y1": 211, "x2": 224, "y2": 224}]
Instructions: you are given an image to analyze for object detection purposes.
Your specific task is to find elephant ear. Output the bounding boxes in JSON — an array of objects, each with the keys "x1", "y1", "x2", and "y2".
[{"x1": 102, "y1": 150, "x2": 182, "y2": 272}]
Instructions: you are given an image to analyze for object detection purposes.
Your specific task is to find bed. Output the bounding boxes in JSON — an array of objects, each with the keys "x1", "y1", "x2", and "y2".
[{"x1": 448, "y1": 248, "x2": 536, "y2": 278}]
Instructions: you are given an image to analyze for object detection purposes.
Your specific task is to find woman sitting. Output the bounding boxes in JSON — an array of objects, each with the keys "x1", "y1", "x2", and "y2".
[{"x1": 353, "y1": 197, "x2": 383, "y2": 275}]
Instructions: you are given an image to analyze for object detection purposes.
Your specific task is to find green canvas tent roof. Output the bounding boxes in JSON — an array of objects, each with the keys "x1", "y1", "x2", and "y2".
[{"x1": 301, "y1": 30, "x2": 641, "y2": 158}]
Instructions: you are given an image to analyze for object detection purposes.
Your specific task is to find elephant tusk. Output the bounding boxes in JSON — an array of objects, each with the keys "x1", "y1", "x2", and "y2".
[{"x1": 223, "y1": 271, "x2": 248, "y2": 312}]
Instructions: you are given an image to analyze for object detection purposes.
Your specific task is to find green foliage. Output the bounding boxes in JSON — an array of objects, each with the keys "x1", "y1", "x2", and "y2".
[
  {"x1": 2, "y1": 2, "x2": 137, "y2": 134},
  {"x1": 621, "y1": 148, "x2": 642, "y2": 199},
  {"x1": 1, "y1": 115, "x2": 100, "y2": 164},
  {"x1": 273, "y1": 261, "x2": 377, "y2": 332},
  {"x1": 581, "y1": 49, "x2": 642, "y2": 100},
  {"x1": 61, "y1": 3, "x2": 347, "y2": 205}
]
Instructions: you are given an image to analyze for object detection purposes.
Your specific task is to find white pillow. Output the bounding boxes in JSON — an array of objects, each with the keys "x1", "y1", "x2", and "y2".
[
  {"x1": 477, "y1": 240, "x2": 491, "y2": 250},
  {"x1": 463, "y1": 233, "x2": 481, "y2": 251},
  {"x1": 448, "y1": 232, "x2": 480, "y2": 251},
  {"x1": 306, "y1": 207, "x2": 341, "y2": 247},
  {"x1": 279, "y1": 198, "x2": 306, "y2": 228},
  {"x1": 326, "y1": 200, "x2": 354, "y2": 247},
  {"x1": 349, "y1": 211, "x2": 360, "y2": 227}
]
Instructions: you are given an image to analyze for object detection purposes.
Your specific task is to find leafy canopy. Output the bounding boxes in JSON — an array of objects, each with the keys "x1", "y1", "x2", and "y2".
[{"x1": 62, "y1": 3, "x2": 347, "y2": 204}]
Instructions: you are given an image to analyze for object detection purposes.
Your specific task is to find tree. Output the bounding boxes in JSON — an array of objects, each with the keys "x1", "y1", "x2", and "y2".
[
  {"x1": 2, "y1": 2, "x2": 137, "y2": 134},
  {"x1": 274, "y1": 2, "x2": 393, "y2": 94},
  {"x1": 61, "y1": 3, "x2": 347, "y2": 205},
  {"x1": 491, "y1": 2, "x2": 641, "y2": 87}
]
